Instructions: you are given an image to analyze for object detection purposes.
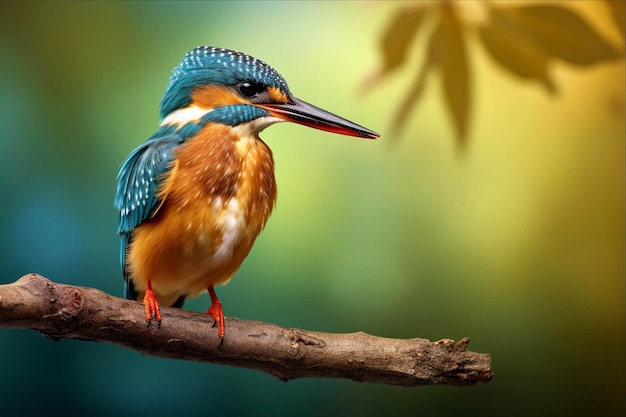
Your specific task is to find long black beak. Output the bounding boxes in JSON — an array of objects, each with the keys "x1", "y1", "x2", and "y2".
[{"x1": 258, "y1": 96, "x2": 379, "y2": 139}]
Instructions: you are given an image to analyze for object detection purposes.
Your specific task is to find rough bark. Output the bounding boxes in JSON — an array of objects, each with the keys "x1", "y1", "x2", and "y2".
[{"x1": 0, "y1": 273, "x2": 493, "y2": 386}]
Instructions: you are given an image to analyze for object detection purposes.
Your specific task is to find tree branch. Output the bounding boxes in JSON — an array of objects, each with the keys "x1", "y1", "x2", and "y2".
[{"x1": 0, "y1": 273, "x2": 492, "y2": 386}]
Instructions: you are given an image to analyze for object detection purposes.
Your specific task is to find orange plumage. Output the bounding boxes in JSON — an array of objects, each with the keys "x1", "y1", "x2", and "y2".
[{"x1": 126, "y1": 123, "x2": 276, "y2": 307}]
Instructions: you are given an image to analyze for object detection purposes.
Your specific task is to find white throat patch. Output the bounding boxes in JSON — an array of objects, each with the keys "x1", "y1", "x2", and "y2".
[{"x1": 231, "y1": 115, "x2": 284, "y2": 137}]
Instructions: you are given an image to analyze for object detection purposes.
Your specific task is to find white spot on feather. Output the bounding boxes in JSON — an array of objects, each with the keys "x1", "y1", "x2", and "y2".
[{"x1": 160, "y1": 104, "x2": 212, "y2": 127}]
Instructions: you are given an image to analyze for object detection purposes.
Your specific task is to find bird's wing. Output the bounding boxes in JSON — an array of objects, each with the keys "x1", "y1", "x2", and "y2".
[{"x1": 114, "y1": 134, "x2": 183, "y2": 296}]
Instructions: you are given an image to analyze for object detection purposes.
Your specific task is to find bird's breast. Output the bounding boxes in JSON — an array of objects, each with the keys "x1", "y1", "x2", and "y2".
[
  {"x1": 127, "y1": 123, "x2": 277, "y2": 299},
  {"x1": 166, "y1": 123, "x2": 278, "y2": 262}
]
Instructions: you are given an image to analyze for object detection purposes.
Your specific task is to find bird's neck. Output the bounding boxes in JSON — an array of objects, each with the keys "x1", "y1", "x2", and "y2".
[{"x1": 159, "y1": 102, "x2": 276, "y2": 140}]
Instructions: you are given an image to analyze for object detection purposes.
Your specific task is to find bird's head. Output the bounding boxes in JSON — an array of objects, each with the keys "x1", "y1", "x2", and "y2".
[{"x1": 159, "y1": 46, "x2": 378, "y2": 139}]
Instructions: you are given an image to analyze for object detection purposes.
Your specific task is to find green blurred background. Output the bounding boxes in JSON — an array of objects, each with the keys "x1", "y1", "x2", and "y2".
[{"x1": 0, "y1": 1, "x2": 623, "y2": 416}]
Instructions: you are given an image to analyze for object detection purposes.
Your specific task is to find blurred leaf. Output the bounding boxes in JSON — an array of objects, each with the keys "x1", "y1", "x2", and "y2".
[
  {"x1": 433, "y1": 4, "x2": 471, "y2": 147},
  {"x1": 479, "y1": 5, "x2": 556, "y2": 93},
  {"x1": 605, "y1": 0, "x2": 625, "y2": 38},
  {"x1": 364, "y1": 4, "x2": 427, "y2": 89},
  {"x1": 372, "y1": 1, "x2": 624, "y2": 148},
  {"x1": 499, "y1": 4, "x2": 623, "y2": 66},
  {"x1": 392, "y1": 4, "x2": 471, "y2": 147},
  {"x1": 380, "y1": 5, "x2": 427, "y2": 73},
  {"x1": 391, "y1": 41, "x2": 433, "y2": 136}
]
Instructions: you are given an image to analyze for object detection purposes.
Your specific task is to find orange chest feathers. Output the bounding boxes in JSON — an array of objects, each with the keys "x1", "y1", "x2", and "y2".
[
  {"x1": 161, "y1": 123, "x2": 277, "y2": 258},
  {"x1": 127, "y1": 123, "x2": 277, "y2": 300}
]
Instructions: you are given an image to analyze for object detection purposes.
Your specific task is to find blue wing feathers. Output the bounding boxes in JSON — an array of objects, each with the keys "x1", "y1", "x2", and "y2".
[
  {"x1": 115, "y1": 134, "x2": 183, "y2": 282},
  {"x1": 115, "y1": 134, "x2": 182, "y2": 233}
]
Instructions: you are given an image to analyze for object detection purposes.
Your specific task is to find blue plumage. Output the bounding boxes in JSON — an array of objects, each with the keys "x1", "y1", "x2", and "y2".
[
  {"x1": 114, "y1": 134, "x2": 183, "y2": 270},
  {"x1": 201, "y1": 104, "x2": 270, "y2": 127},
  {"x1": 160, "y1": 46, "x2": 290, "y2": 119}
]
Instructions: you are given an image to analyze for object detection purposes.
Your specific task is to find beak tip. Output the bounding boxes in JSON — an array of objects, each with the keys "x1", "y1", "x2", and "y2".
[{"x1": 353, "y1": 128, "x2": 379, "y2": 140}]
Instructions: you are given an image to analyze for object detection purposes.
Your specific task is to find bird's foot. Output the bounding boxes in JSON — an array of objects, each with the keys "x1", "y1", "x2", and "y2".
[
  {"x1": 206, "y1": 302, "x2": 224, "y2": 339},
  {"x1": 206, "y1": 286, "x2": 225, "y2": 339},
  {"x1": 143, "y1": 283, "x2": 162, "y2": 328}
]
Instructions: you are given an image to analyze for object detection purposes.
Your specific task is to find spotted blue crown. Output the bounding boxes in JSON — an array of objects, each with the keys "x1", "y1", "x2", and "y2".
[{"x1": 160, "y1": 46, "x2": 291, "y2": 120}]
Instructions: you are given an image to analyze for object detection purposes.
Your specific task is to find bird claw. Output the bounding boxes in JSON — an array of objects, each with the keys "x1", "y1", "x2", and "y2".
[
  {"x1": 206, "y1": 286, "x2": 225, "y2": 339},
  {"x1": 143, "y1": 284, "x2": 162, "y2": 328},
  {"x1": 146, "y1": 318, "x2": 162, "y2": 329},
  {"x1": 206, "y1": 302, "x2": 225, "y2": 339}
]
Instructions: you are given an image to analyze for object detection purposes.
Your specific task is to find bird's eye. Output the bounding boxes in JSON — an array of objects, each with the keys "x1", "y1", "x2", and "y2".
[{"x1": 238, "y1": 82, "x2": 263, "y2": 98}]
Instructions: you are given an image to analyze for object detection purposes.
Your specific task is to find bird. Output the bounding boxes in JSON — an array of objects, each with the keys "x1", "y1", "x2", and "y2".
[{"x1": 115, "y1": 46, "x2": 379, "y2": 339}]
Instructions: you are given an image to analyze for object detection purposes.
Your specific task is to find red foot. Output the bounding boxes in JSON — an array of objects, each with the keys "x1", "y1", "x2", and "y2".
[
  {"x1": 206, "y1": 286, "x2": 225, "y2": 338},
  {"x1": 143, "y1": 280, "x2": 162, "y2": 327}
]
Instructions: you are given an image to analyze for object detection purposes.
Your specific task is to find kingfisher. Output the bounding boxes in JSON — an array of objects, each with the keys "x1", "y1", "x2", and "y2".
[{"x1": 115, "y1": 46, "x2": 378, "y2": 339}]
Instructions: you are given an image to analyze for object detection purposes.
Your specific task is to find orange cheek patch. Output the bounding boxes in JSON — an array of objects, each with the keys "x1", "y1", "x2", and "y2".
[
  {"x1": 191, "y1": 85, "x2": 246, "y2": 108},
  {"x1": 268, "y1": 87, "x2": 289, "y2": 104}
]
